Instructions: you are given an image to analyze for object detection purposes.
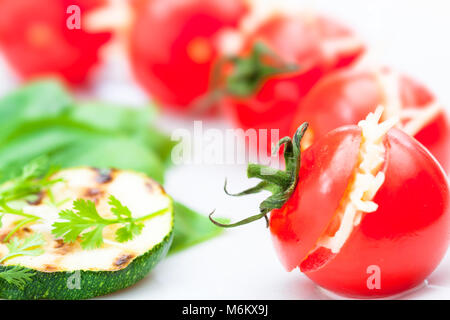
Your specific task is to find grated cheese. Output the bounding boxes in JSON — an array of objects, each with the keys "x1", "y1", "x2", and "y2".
[
  {"x1": 316, "y1": 106, "x2": 397, "y2": 253},
  {"x1": 374, "y1": 69, "x2": 444, "y2": 136}
]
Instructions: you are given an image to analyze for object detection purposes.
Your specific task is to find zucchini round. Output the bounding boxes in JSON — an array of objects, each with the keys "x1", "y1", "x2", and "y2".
[{"x1": 0, "y1": 167, "x2": 174, "y2": 299}]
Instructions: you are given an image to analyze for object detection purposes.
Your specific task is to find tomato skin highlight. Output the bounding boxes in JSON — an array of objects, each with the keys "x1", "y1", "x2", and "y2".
[
  {"x1": 224, "y1": 14, "x2": 364, "y2": 147},
  {"x1": 270, "y1": 126, "x2": 361, "y2": 271},
  {"x1": 290, "y1": 68, "x2": 450, "y2": 172},
  {"x1": 0, "y1": 0, "x2": 111, "y2": 85},
  {"x1": 303, "y1": 128, "x2": 450, "y2": 298},
  {"x1": 129, "y1": 0, "x2": 247, "y2": 111}
]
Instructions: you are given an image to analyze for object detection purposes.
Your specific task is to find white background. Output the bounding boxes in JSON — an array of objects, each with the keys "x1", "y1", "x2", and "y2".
[{"x1": 0, "y1": 0, "x2": 449, "y2": 299}]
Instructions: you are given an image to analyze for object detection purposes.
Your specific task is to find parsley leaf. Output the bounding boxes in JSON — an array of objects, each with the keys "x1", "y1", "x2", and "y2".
[
  {"x1": 0, "y1": 158, "x2": 62, "y2": 239},
  {"x1": 109, "y1": 195, "x2": 144, "y2": 242},
  {"x1": 52, "y1": 196, "x2": 168, "y2": 249},
  {"x1": 0, "y1": 233, "x2": 45, "y2": 263},
  {"x1": 115, "y1": 223, "x2": 144, "y2": 243},
  {"x1": 0, "y1": 266, "x2": 35, "y2": 289},
  {"x1": 0, "y1": 157, "x2": 60, "y2": 203},
  {"x1": 52, "y1": 199, "x2": 109, "y2": 250},
  {"x1": 109, "y1": 195, "x2": 133, "y2": 219},
  {"x1": 0, "y1": 233, "x2": 46, "y2": 288}
]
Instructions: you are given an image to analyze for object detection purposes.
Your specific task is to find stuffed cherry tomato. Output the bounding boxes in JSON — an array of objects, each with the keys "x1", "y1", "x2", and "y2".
[
  {"x1": 221, "y1": 12, "x2": 364, "y2": 152},
  {"x1": 212, "y1": 108, "x2": 450, "y2": 298},
  {"x1": 0, "y1": 0, "x2": 111, "y2": 85},
  {"x1": 290, "y1": 67, "x2": 450, "y2": 173},
  {"x1": 128, "y1": 0, "x2": 247, "y2": 112}
]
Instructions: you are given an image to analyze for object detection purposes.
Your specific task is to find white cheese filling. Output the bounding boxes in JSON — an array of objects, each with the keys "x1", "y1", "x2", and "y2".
[{"x1": 316, "y1": 106, "x2": 398, "y2": 253}]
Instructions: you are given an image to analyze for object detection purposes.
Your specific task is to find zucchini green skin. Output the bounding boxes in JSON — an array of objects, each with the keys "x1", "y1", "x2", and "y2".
[{"x1": 0, "y1": 227, "x2": 173, "y2": 300}]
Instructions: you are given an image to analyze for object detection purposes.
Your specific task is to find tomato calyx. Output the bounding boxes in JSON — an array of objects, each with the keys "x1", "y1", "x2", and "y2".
[
  {"x1": 209, "y1": 122, "x2": 309, "y2": 228},
  {"x1": 223, "y1": 42, "x2": 299, "y2": 97},
  {"x1": 192, "y1": 41, "x2": 299, "y2": 114}
]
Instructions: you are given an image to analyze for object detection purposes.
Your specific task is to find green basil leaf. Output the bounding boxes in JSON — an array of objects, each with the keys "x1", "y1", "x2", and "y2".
[{"x1": 170, "y1": 201, "x2": 227, "y2": 254}]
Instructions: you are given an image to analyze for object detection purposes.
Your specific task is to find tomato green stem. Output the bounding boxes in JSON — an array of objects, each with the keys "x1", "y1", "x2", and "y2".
[
  {"x1": 210, "y1": 122, "x2": 309, "y2": 228},
  {"x1": 224, "y1": 42, "x2": 299, "y2": 97},
  {"x1": 192, "y1": 41, "x2": 299, "y2": 114}
]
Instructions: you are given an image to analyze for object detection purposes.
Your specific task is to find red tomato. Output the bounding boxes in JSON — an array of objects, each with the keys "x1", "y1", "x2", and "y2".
[
  {"x1": 270, "y1": 126, "x2": 362, "y2": 270},
  {"x1": 222, "y1": 13, "x2": 364, "y2": 151},
  {"x1": 128, "y1": 0, "x2": 248, "y2": 111},
  {"x1": 270, "y1": 125, "x2": 450, "y2": 298},
  {"x1": 0, "y1": 0, "x2": 111, "y2": 85},
  {"x1": 290, "y1": 67, "x2": 450, "y2": 173}
]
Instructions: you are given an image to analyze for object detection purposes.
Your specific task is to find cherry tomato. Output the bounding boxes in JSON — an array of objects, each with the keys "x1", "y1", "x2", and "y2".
[
  {"x1": 270, "y1": 126, "x2": 362, "y2": 270},
  {"x1": 290, "y1": 67, "x2": 450, "y2": 172},
  {"x1": 0, "y1": 0, "x2": 112, "y2": 85},
  {"x1": 270, "y1": 124, "x2": 450, "y2": 298},
  {"x1": 128, "y1": 0, "x2": 248, "y2": 111},
  {"x1": 222, "y1": 13, "x2": 364, "y2": 152},
  {"x1": 212, "y1": 107, "x2": 450, "y2": 298}
]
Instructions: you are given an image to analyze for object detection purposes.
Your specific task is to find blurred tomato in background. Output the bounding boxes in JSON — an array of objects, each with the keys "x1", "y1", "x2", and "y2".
[
  {"x1": 128, "y1": 0, "x2": 248, "y2": 112},
  {"x1": 0, "y1": 0, "x2": 112, "y2": 85}
]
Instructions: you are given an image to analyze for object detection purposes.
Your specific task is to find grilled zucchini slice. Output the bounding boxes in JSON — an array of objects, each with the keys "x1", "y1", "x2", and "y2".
[{"x1": 0, "y1": 167, "x2": 173, "y2": 299}]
